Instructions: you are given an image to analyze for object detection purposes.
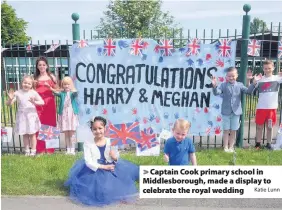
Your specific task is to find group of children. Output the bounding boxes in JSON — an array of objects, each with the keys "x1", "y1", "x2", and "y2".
[
  {"x1": 65, "y1": 116, "x2": 196, "y2": 206},
  {"x1": 211, "y1": 60, "x2": 282, "y2": 152},
  {"x1": 6, "y1": 56, "x2": 79, "y2": 156},
  {"x1": 5, "y1": 56, "x2": 282, "y2": 206}
]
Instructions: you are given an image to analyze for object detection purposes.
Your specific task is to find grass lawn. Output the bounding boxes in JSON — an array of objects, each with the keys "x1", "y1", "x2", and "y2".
[{"x1": 2, "y1": 149, "x2": 282, "y2": 196}]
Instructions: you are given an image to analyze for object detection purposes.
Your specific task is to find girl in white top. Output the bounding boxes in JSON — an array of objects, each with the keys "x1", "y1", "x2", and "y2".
[
  {"x1": 6, "y1": 75, "x2": 44, "y2": 156},
  {"x1": 64, "y1": 116, "x2": 140, "y2": 206}
]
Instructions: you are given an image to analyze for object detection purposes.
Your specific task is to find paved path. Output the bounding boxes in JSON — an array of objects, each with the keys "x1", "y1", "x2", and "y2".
[{"x1": 2, "y1": 196, "x2": 282, "y2": 210}]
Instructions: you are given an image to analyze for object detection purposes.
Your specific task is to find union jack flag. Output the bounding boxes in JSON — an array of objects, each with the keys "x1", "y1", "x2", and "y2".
[
  {"x1": 278, "y1": 41, "x2": 282, "y2": 58},
  {"x1": 159, "y1": 39, "x2": 174, "y2": 56},
  {"x1": 137, "y1": 127, "x2": 159, "y2": 152},
  {"x1": 1, "y1": 127, "x2": 7, "y2": 136},
  {"x1": 108, "y1": 122, "x2": 140, "y2": 146},
  {"x1": 44, "y1": 44, "x2": 60, "y2": 54},
  {"x1": 186, "y1": 38, "x2": 201, "y2": 56},
  {"x1": 130, "y1": 38, "x2": 144, "y2": 56},
  {"x1": 103, "y1": 39, "x2": 116, "y2": 56},
  {"x1": 1, "y1": 127, "x2": 12, "y2": 143},
  {"x1": 77, "y1": 40, "x2": 88, "y2": 48},
  {"x1": 247, "y1": 39, "x2": 261, "y2": 56},
  {"x1": 38, "y1": 125, "x2": 60, "y2": 141},
  {"x1": 217, "y1": 39, "x2": 232, "y2": 57}
]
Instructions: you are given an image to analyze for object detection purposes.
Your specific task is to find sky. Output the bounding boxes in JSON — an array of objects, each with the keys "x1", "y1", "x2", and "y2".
[{"x1": 4, "y1": 0, "x2": 282, "y2": 43}]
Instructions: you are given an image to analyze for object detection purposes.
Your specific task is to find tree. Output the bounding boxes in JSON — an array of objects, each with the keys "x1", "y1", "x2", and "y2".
[
  {"x1": 1, "y1": 1, "x2": 30, "y2": 44},
  {"x1": 250, "y1": 18, "x2": 269, "y2": 34},
  {"x1": 95, "y1": 0, "x2": 182, "y2": 40}
]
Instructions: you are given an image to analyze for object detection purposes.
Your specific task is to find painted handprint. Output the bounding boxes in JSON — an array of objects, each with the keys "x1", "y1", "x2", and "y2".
[
  {"x1": 179, "y1": 47, "x2": 186, "y2": 53},
  {"x1": 155, "y1": 116, "x2": 160, "y2": 123},
  {"x1": 85, "y1": 108, "x2": 91, "y2": 115},
  {"x1": 149, "y1": 114, "x2": 155, "y2": 122},
  {"x1": 132, "y1": 108, "x2": 137, "y2": 115},
  {"x1": 213, "y1": 104, "x2": 220, "y2": 110},
  {"x1": 207, "y1": 121, "x2": 213, "y2": 127},
  {"x1": 186, "y1": 58, "x2": 194, "y2": 66},
  {"x1": 143, "y1": 117, "x2": 148, "y2": 124},
  {"x1": 163, "y1": 112, "x2": 169, "y2": 119},
  {"x1": 216, "y1": 59, "x2": 224, "y2": 67},
  {"x1": 97, "y1": 47, "x2": 103, "y2": 56},
  {"x1": 218, "y1": 77, "x2": 224, "y2": 82},
  {"x1": 195, "y1": 107, "x2": 201, "y2": 113},
  {"x1": 143, "y1": 41, "x2": 149, "y2": 49},
  {"x1": 197, "y1": 58, "x2": 204, "y2": 66},
  {"x1": 102, "y1": 109, "x2": 108, "y2": 115},
  {"x1": 214, "y1": 126, "x2": 222, "y2": 135}
]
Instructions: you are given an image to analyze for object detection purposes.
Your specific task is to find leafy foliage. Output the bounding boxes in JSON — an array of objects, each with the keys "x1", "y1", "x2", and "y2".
[
  {"x1": 250, "y1": 18, "x2": 269, "y2": 34},
  {"x1": 1, "y1": 1, "x2": 30, "y2": 44},
  {"x1": 95, "y1": 0, "x2": 182, "y2": 41}
]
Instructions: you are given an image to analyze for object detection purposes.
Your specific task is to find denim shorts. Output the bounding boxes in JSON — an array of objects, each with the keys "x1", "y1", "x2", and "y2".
[{"x1": 222, "y1": 113, "x2": 240, "y2": 131}]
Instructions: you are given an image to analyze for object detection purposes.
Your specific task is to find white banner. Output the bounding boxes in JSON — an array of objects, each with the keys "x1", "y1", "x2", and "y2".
[{"x1": 70, "y1": 39, "x2": 237, "y2": 137}]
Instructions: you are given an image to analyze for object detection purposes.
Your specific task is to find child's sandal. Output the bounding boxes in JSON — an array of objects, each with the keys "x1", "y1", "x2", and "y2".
[
  {"x1": 30, "y1": 149, "x2": 36, "y2": 157},
  {"x1": 24, "y1": 149, "x2": 30, "y2": 156}
]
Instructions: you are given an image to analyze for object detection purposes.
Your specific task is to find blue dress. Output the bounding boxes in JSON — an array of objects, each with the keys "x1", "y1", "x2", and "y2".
[{"x1": 64, "y1": 145, "x2": 140, "y2": 206}]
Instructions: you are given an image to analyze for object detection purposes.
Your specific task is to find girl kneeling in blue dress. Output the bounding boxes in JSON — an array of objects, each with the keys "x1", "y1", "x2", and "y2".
[{"x1": 65, "y1": 116, "x2": 140, "y2": 206}]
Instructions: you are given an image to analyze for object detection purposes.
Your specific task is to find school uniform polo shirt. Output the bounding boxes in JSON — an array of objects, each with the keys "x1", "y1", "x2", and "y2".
[{"x1": 164, "y1": 137, "x2": 195, "y2": 165}]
